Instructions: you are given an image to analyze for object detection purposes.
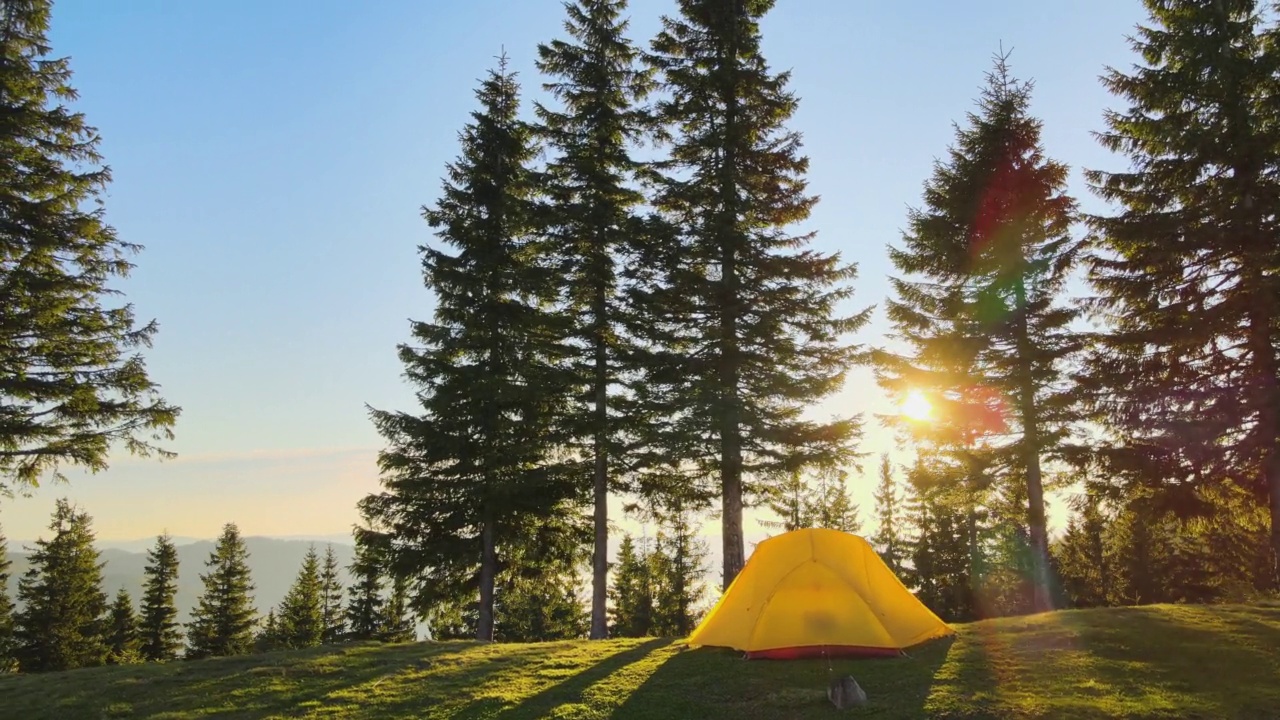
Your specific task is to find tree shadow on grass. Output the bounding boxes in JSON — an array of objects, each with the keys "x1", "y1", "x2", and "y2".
[
  {"x1": 1071, "y1": 605, "x2": 1280, "y2": 718},
  {"x1": 472, "y1": 637, "x2": 673, "y2": 720},
  {"x1": 611, "y1": 636, "x2": 958, "y2": 720}
]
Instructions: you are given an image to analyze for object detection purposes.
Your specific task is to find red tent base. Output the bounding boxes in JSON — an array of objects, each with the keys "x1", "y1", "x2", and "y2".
[{"x1": 745, "y1": 645, "x2": 905, "y2": 660}]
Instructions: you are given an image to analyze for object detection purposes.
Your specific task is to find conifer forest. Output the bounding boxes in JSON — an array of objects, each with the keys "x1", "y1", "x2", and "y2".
[{"x1": 3, "y1": 0, "x2": 1280, "y2": 675}]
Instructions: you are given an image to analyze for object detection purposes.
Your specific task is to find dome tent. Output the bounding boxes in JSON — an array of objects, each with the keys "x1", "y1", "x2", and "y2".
[{"x1": 686, "y1": 527, "x2": 952, "y2": 659}]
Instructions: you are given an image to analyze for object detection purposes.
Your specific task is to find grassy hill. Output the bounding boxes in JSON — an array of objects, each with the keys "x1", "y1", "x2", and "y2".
[{"x1": 3, "y1": 604, "x2": 1278, "y2": 719}]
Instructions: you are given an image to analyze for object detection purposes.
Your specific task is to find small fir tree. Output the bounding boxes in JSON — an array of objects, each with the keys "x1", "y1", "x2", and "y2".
[
  {"x1": 276, "y1": 546, "x2": 324, "y2": 649},
  {"x1": 254, "y1": 609, "x2": 283, "y2": 653},
  {"x1": 105, "y1": 588, "x2": 141, "y2": 665},
  {"x1": 380, "y1": 575, "x2": 416, "y2": 643},
  {"x1": 319, "y1": 544, "x2": 346, "y2": 643},
  {"x1": 138, "y1": 532, "x2": 182, "y2": 661},
  {"x1": 872, "y1": 454, "x2": 906, "y2": 573},
  {"x1": 650, "y1": 506, "x2": 709, "y2": 637},
  {"x1": 811, "y1": 467, "x2": 861, "y2": 533},
  {"x1": 0, "y1": 525, "x2": 16, "y2": 672},
  {"x1": 607, "y1": 534, "x2": 655, "y2": 637},
  {"x1": 185, "y1": 523, "x2": 257, "y2": 659},
  {"x1": 14, "y1": 499, "x2": 109, "y2": 672},
  {"x1": 345, "y1": 535, "x2": 385, "y2": 642}
]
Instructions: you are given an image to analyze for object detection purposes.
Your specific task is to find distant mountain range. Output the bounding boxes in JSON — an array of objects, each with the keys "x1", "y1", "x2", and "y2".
[{"x1": 5, "y1": 536, "x2": 358, "y2": 626}]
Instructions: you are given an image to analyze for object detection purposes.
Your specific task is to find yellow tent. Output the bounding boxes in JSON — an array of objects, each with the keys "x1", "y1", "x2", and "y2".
[{"x1": 686, "y1": 527, "x2": 952, "y2": 659}]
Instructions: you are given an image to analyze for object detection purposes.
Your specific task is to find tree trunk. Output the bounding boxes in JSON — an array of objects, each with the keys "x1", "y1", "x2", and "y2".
[
  {"x1": 589, "y1": 287, "x2": 610, "y2": 640},
  {"x1": 1014, "y1": 284, "x2": 1053, "y2": 612},
  {"x1": 717, "y1": 6, "x2": 745, "y2": 592},
  {"x1": 477, "y1": 520, "x2": 496, "y2": 642}
]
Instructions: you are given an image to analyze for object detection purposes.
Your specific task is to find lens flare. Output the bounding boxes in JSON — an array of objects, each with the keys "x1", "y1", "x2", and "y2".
[{"x1": 902, "y1": 390, "x2": 932, "y2": 421}]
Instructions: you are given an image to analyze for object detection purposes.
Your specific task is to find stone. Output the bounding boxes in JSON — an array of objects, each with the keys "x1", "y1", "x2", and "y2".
[{"x1": 827, "y1": 674, "x2": 868, "y2": 710}]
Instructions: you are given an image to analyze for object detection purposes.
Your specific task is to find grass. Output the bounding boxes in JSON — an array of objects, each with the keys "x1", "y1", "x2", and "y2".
[{"x1": 2, "y1": 604, "x2": 1279, "y2": 719}]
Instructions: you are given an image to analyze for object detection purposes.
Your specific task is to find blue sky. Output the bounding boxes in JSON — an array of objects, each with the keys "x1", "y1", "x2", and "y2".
[{"x1": 7, "y1": 0, "x2": 1148, "y2": 544}]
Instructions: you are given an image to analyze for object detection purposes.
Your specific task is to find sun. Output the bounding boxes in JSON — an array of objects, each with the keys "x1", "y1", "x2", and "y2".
[{"x1": 901, "y1": 390, "x2": 932, "y2": 421}]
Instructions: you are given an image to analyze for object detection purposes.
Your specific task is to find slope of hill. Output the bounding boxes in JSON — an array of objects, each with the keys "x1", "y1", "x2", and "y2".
[
  {"x1": 2, "y1": 604, "x2": 1277, "y2": 719},
  {"x1": 6, "y1": 537, "x2": 357, "y2": 625}
]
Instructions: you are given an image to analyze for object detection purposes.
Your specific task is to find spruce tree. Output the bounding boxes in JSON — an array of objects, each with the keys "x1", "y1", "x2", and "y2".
[
  {"x1": 105, "y1": 588, "x2": 140, "y2": 664},
  {"x1": 649, "y1": 505, "x2": 708, "y2": 637},
  {"x1": 345, "y1": 535, "x2": 385, "y2": 642},
  {"x1": 319, "y1": 544, "x2": 345, "y2": 643},
  {"x1": 0, "y1": 0, "x2": 179, "y2": 496},
  {"x1": 379, "y1": 575, "x2": 415, "y2": 643},
  {"x1": 811, "y1": 467, "x2": 860, "y2": 533},
  {"x1": 360, "y1": 53, "x2": 578, "y2": 641},
  {"x1": 1084, "y1": 0, "x2": 1280, "y2": 586},
  {"x1": 1053, "y1": 492, "x2": 1110, "y2": 608},
  {"x1": 607, "y1": 533, "x2": 655, "y2": 637},
  {"x1": 874, "y1": 50, "x2": 1080, "y2": 610},
  {"x1": 185, "y1": 523, "x2": 256, "y2": 659},
  {"x1": 138, "y1": 532, "x2": 182, "y2": 661},
  {"x1": 0, "y1": 524, "x2": 15, "y2": 672},
  {"x1": 276, "y1": 545, "x2": 323, "y2": 649},
  {"x1": 873, "y1": 454, "x2": 906, "y2": 573},
  {"x1": 254, "y1": 609, "x2": 282, "y2": 653},
  {"x1": 14, "y1": 499, "x2": 108, "y2": 672},
  {"x1": 759, "y1": 469, "x2": 816, "y2": 532},
  {"x1": 638, "y1": 0, "x2": 869, "y2": 590},
  {"x1": 534, "y1": 0, "x2": 655, "y2": 640}
]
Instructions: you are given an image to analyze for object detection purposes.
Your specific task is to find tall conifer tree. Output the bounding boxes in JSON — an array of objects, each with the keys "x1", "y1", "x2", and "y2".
[
  {"x1": 14, "y1": 499, "x2": 108, "y2": 672},
  {"x1": 0, "y1": 0, "x2": 179, "y2": 495},
  {"x1": 1084, "y1": 0, "x2": 1280, "y2": 586},
  {"x1": 360, "y1": 53, "x2": 577, "y2": 640},
  {"x1": 185, "y1": 523, "x2": 256, "y2": 659},
  {"x1": 138, "y1": 532, "x2": 182, "y2": 661},
  {"x1": 640, "y1": 0, "x2": 869, "y2": 590},
  {"x1": 535, "y1": 0, "x2": 654, "y2": 639},
  {"x1": 874, "y1": 51, "x2": 1080, "y2": 610}
]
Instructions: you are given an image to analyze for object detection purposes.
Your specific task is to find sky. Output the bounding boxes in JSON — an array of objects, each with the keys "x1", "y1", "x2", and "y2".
[{"x1": 5, "y1": 0, "x2": 1150, "y2": 546}]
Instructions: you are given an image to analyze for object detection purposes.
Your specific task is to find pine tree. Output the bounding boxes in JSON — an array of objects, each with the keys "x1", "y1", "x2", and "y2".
[
  {"x1": 1053, "y1": 492, "x2": 1110, "y2": 608},
  {"x1": 607, "y1": 533, "x2": 655, "y2": 637},
  {"x1": 319, "y1": 544, "x2": 345, "y2": 644},
  {"x1": 534, "y1": 0, "x2": 655, "y2": 640},
  {"x1": 138, "y1": 532, "x2": 182, "y2": 661},
  {"x1": 494, "y1": 570, "x2": 589, "y2": 643},
  {"x1": 873, "y1": 50, "x2": 1080, "y2": 611},
  {"x1": 360, "y1": 53, "x2": 579, "y2": 641},
  {"x1": 185, "y1": 523, "x2": 256, "y2": 659},
  {"x1": 276, "y1": 545, "x2": 323, "y2": 649},
  {"x1": 0, "y1": 0, "x2": 179, "y2": 496},
  {"x1": 105, "y1": 588, "x2": 140, "y2": 664},
  {"x1": 379, "y1": 575, "x2": 415, "y2": 643},
  {"x1": 0, "y1": 524, "x2": 15, "y2": 672},
  {"x1": 873, "y1": 454, "x2": 906, "y2": 573},
  {"x1": 1084, "y1": 0, "x2": 1280, "y2": 587},
  {"x1": 649, "y1": 505, "x2": 708, "y2": 637},
  {"x1": 759, "y1": 469, "x2": 816, "y2": 533},
  {"x1": 254, "y1": 609, "x2": 282, "y2": 653},
  {"x1": 811, "y1": 466, "x2": 860, "y2": 533},
  {"x1": 638, "y1": 0, "x2": 870, "y2": 590},
  {"x1": 345, "y1": 535, "x2": 385, "y2": 642},
  {"x1": 14, "y1": 499, "x2": 108, "y2": 672}
]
